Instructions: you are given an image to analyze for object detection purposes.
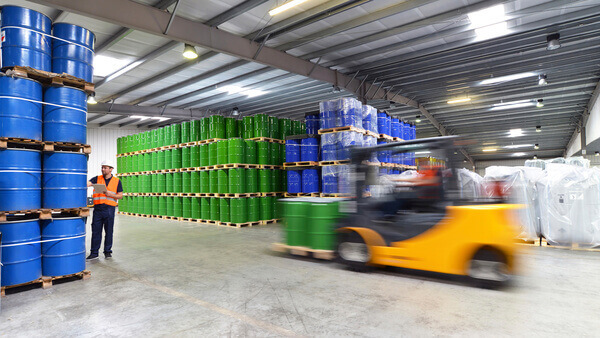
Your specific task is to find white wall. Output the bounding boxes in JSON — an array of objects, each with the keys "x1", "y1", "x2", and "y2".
[
  {"x1": 567, "y1": 85, "x2": 600, "y2": 157},
  {"x1": 87, "y1": 126, "x2": 142, "y2": 180}
]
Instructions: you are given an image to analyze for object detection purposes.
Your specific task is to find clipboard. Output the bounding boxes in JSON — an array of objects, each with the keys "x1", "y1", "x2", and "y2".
[{"x1": 92, "y1": 184, "x2": 108, "y2": 194}]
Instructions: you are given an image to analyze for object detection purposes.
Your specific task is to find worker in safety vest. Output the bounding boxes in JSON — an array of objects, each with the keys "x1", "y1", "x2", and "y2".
[{"x1": 86, "y1": 160, "x2": 123, "y2": 260}]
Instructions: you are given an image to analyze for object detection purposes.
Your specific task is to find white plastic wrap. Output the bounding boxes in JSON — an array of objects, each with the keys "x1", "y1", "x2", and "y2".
[
  {"x1": 361, "y1": 105, "x2": 378, "y2": 134},
  {"x1": 321, "y1": 165, "x2": 338, "y2": 194},
  {"x1": 546, "y1": 157, "x2": 566, "y2": 164},
  {"x1": 319, "y1": 98, "x2": 362, "y2": 129},
  {"x1": 320, "y1": 133, "x2": 339, "y2": 161},
  {"x1": 484, "y1": 166, "x2": 543, "y2": 240},
  {"x1": 338, "y1": 131, "x2": 363, "y2": 160},
  {"x1": 362, "y1": 135, "x2": 378, "y2": 163},
  {"x1": 537, "y1": 164, "x2": 600, "y2": 247},
  {"x1": 566, "y1": 156, "x2": 590, "y2": 168},
  {"x1": 524, "y1": 159, "x2": 546, "y2": 170},
  {"x1": 338, "y1": 165, "x2": 352, "y2": 195},
  {"x1": 457, "y1": 169, "x2": 484, "y2": 199}
]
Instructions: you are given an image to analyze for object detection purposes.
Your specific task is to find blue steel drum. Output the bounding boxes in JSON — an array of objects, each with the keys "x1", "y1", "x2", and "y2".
[
  {"x1": 285, "y1": 139, "x2": 300, "y2": 162},
  {"x1": 411, "y1": 123, "x2": 416, "y2": 140},
  {"x1": 305, "y1": 113, "x2": 319, "y2": 134},
  {"x1": 52, "y1": 23, "x2": 95, "y2": 82},
  {"x1": 0, "y1": 75, "x2": 43, "y2": 140},
  {"x1": 377, "y1": 112, "x2": 389, "y2": 136},
  {"x1": 0, "y1": 148, "x2": 41, "y2": 211},
  {"x1": 40, "y1": 216, "x2": 85, "y2": 276},
  {"x1": 321, "y1": 133, "x2": 339, "y2": 161},
  {"x1": 301, "y1": 169, "x2": 319, "y2": 193},
  {"x1": 287, "y1": 170, "x2": 301, "y2": 193},
  {"x1": 43, "y1": 86, "x2": 87, "y2": 143},
  {"x1": 391, "y1": 118, "x2": 400, "y2": 138},
  {"x1": 322, "y1": 167, "x2": 338, "y2": 194},
  {"x1": 402, "y1": 122, "x2": 410, "y2": 140},
  {"x1": 0, "y1": 6, "x2": 52, "y2": 71},
  {"x1": 42, "y1": 152, "x2": 87, "y2": 208},
  {"x1": 300, "y1": 138, "x2": 318, "y2": 162},
  {"x1": 319, "y1": 101, "x2": 336, "y2": 129},
  {"x1": 377, "y1": 140, "x2": 390, "y2": 163},
  {"x1": 0, "y1": 218, "x2": 42, "y2": 286}
]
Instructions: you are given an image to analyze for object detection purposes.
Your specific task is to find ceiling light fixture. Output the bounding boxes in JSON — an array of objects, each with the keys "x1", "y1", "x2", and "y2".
[
  {"x1": 509, "y1": 128, "x2": 523, "y2": 137},
  {"x1": 447, "y1": 97, "x2": 471, "y2": 104},
  {"x1": 415, "y1": 115, "x2": 421, "y2": 123},
  {"x1": 480, "y1": 72, "x2": 537, "y2": 85},
  {"x1": 533, "y1": 155, "x2": 538, "y2": 159},
  {"x1": 538, "y1": 74, "x2": 547, "y2": 86},
  {"x1": 536, "y1": 99, "x2": 544, "y2": 108},
  {"x1": 87, "y1": 94, "x2": 97, "y2": 105},
  {"x1": 536, "y1": 125, "x2": 542, "y2": 133},
  {"x1": 482, "y1": 148, "x2": 497, "y2": 152},
  {"x1": 596, "y1": 151, "x2": 599, "y2": 157},
  {"x1": 231, "y1": 107, "x2": 240, "y2": 116},
  {"x1": 491, "y1": 100, "x2": 535, "y2": 111},
  {"x1": 504, "y1": 144, "x2": 532, "y2": 149},
  {"x1": 468, "y1": 5, "x2": 509, "y2": 40},
  {"x1": 534, "y1": 144, "x2": 539, "y2": 150},
  {"x1": 513, "y1": 152, "x2": 527, "y2": 157},
  {"x1": 269, "y1": 0, "x2": 309, "y2": 16},
  {"x1": 182, "y1": 44, "x2": 198, "y2": 59},
  {"x1": 546, "y1": 33, "x2": 561, "y2": 51}
]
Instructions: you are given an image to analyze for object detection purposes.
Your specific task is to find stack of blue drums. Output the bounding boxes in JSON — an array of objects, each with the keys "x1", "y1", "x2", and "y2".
[
  {"x1": 0, "y1": 6, "x2": 93, "y2": 286},
  {"x1": 285, "y1": 136, "x2": 321, "y2": 194}
]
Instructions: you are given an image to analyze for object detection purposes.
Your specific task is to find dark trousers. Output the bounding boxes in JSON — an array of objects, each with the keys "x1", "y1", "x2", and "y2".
[{"x1": 90, "y1": 205, "x2": 115, "y2": 255}]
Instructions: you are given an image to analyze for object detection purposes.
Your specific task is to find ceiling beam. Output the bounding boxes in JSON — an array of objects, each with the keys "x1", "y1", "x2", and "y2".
[
  {"x1": 204, "y1": 0, "x2": 269, "y2": 27},
  {"x1": 87, "y1": 113, "x2": 107, "y2": 122},
  {"x1": 88, "y1": 102, "x2": 204, "y2": 119},
  {"x1": 99, "y1": 115, "x2": 129, "y2": 127}
]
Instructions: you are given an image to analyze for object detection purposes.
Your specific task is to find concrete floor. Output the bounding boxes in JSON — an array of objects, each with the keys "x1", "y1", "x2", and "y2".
[{"x1": 2, "y1": 214, "x2": 600, "y2": 336}]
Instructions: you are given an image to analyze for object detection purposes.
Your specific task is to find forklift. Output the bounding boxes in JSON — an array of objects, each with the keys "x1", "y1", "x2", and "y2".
[{"x1": 335, "y1": 136, "x2": 520, "y2": 288}]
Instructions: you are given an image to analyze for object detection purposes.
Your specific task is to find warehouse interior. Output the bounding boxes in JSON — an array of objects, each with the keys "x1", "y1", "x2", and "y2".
[{"x1": 2, "y1": 0, "x2": 600, "y2": 335}]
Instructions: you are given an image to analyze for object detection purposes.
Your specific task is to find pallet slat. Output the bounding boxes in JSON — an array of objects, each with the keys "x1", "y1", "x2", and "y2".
[
  {"x1": 1, "y1": 270, "x2": 91, "y2": 297},
  {"x1": 271, "y1": 243, "x2": 335, "y2": 260}
]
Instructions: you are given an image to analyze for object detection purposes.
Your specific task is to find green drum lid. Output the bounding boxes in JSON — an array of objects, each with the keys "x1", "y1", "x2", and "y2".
[
  {"x1": 219, "y1": 198, "x2": 230, "y2": 223},
  {"x1": 182, "y1": 172, "x2": 192, "y2": 193},
  {"x1": 228, "y1": 168, "x2": 246, "y2": 194},
  {"x1": 200, "y1": 170, "x2": 210, "y2": 193},
  {"x1": 209, "y1": 170, "x2": 218, "y2": 193},
  {"x1": 228, "y1": 138, "x2": 245, "y2": 164},
  {"x1": 209, "y1": 197, "x2": 220, "y2": 220},
  {"x1": 230, "y1": 198, "x2": 247, "y2": 224},
  {"x1": 247, "y1": 197, "x2": 259, "y2": 222},
  {"x1": 217, "y1": 169, "x2": 229, "y2": 194},
  {"x1": 182, "y1": 197, "x2": 192, "y2": 218},
  {"x1": 201, "y1": 197, "x2": 211, "y2": 220}
]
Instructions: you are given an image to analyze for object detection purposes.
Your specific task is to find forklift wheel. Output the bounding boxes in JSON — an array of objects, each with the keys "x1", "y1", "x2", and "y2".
[
  {"x1": 468, "y1": 248, "x2": 510, "y2": 289},
  {"x1": 337, "y1": 231, "x2": 371, "y2": 272}
]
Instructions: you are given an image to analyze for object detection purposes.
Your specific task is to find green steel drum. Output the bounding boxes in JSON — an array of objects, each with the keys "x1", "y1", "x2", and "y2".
[
  {"x1": 200, "y1": 171, "x2": 209, "y2": 193},
  {"x1": 144, "y1": 175, "x2": 152, "y2": 193},
  {"x1": 172, "y1": 148, "x2": 182, "y2": 169},
  {"x1": 182, "y1": 146, "x2": 191, "y2": 168},
  {"x1": 272, "y1": 169, "x2": 282, "y2": 192},
  {"x1": 209, "y1": 115, "x2": 225, "y2": 139},
  {"x1": 220, "y1": 198, "x2": 230, "y2": 223},
  {"x1": 173, "y1": 197, "x2": 183, "y2": 217},
  {"x1": 247, "y1": 197, "x2": 259, "y2": 222},
  {"x1": 152, "y1": 129, "x2": 160, "y2": 148},
  {"x1": 254, "y1": 114, "x2": 269, "y2": 137},
  {"x1": 190, "y1": 120, "x2": 200, "y2": 141},
  {"x1": 292, "y1": 120, "x2": 302, "y2": 135},
  {"x1": 181, "y1": 121, "x2": 191, "y2": 143},
  {"x1": 144, "y1": 153, "x2": 151, "y2": 171},
  {"x1": 245, "y1": 140, "x2": 257, "y2": 164},
  {"x1": 173, "y1": 172, "x2": 183, "y2": 193},
  {"x1": 279, "y1": 118, "x2": 292, "y2": 139},
  {"x1": 157, "y1": 151, "x2": 166, "y2": 170},
  {"x1": 164, "y1": 149, "x2": 172, "y2": 170},
  {"x1": 199, "y1": 117, "x2": 209, "y2": 140},
  {"x1": 208, "y1": 142, "x2": 218, "y2": 166},
  {"x1": 273, "y1": 197, "x2": 281, "y2": 219},
  {"x1": 152, "y1": 196, "x2": 159, "y2": 215},
  {"x1": 259, "y1": 196, "x2": 273, "y2": 220},
  {"x1": 166, "y1": 173, "x2": 174, "y2": 193},
  {"x1": 133, "y1": 134, "x2": 140, "y2": 151},
  {"x1": 308, "y1": 201, "x2": 340, "y2": 250},
  {"x1": 300, "y1": 123, "x2": 306, "y2": 134},
  {"x1": 209, "y1": 170, "x2": 218, "y2": 193},
  {"x1": 159, "y1": 196, "x2": 167, "y2": 216},
  {"x1": 246, "y1": 169, "x2": 258, "y2": 193},
  {"x1": 283, "y1": 199, "x2": 308, "y2": 246},
  {"x1": 257, "y1": 141, "x2": 269, "y2": 165},
  {"x1": 123, "y1": 156, "x2": 129, "y2": 173},
  {"x1": 171, "y1": 123, "x2": 182, "y2": 145},
  {"x1": 228, "y1": 138, "x2": 245, "y2": 164},
  {"x1": 182, "y1": 172, "x2": 191, "y2": 193},
  {"x1": 192, "y1": 197, "x2": 201, "y2": 219},
  {"x1": 199, "y1": 144, "x2": 209, "y2": 167},
  {"x1": 191, "y1": 171, "x2": 200, "y2": 193},
  {"x1": 271, "y1": 142, "x2": 280, "y2": 165},
  {"x1": 217, "y1": 169, "x2": 228, "y2": 194},
  {"x1": 128, "y1": 196, "x2": 135, "y2": 213},
  {"x1": 269, "y1": 116, "x2": 279, "y2": 139},
  {"x1": 166, "y1": 196, "x2": 173, "y2": 216},
  {"x1": 229, "y1": 168, "x2": 246, "y2": 194},
  {"x1": 130, "y1": 175, "x2": 138, "y2": 192},
  {"x1": 143, "y1": 196, "x2": 151, "y2": 215},
  {"x1": 163, "y1": 125, "x2": 172, "y2": 145},
  {"x1": 191, "y1": 145, "x2": 200, "y2": 167},
  {"x1": 280, "y1": 144, "x2": 286, "y2": 167},
  {"x1": 242, "y1": 116, "x2": 254, "y2": 139},
  {"x1": 182, "y1": 197, "x2": 192, "y2": 218},
  {"x1": 258, "y1": 169, "x2": 271, "y2": 193},
  {"x1": 151, "y1": 174, "x2": 159, "y2": 193},
  {"x1": 151, "y1": 152, "x2": 158, "y2": 171},
  {"x1": 230, "y1": 198, "x2": 247, "y2": 223},
  {"x1": 201, "y1": 197, "x2": 210, "y2": 220},
  {"x1": 209, "y1": 197, "x2": 219, "y2": 220},
  {"x1": 225, "y1": 117, "x2": 237, "y2": 138},
  {"x1": 237, "y1": 119, "x2": 243, "y2": 139},
  {"x1": 216, "y1": 140, "x2": 228, "y2": 165},
  {"x1": 130, "y1": 154, "x2": 137, "y2": 172},
  {"x1": 157, "y1": 173, "x2": 166, "y2": 193},
  {"x1": 157, "y1": 127, "x2": 165, "y2": 147}
]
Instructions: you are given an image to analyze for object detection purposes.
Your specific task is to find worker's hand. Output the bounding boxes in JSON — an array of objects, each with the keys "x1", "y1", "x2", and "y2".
[{"x1": 105, "y1": 191, "x2": 114, "y2": 198}]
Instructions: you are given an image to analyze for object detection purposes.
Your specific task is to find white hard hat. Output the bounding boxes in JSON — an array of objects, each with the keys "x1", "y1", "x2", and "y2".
[{"x1": 101, "y1": 160, "x2": 115, "y2": 168}]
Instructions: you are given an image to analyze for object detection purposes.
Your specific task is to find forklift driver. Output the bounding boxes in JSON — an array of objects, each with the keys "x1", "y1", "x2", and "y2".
[{"x1": 380, "y1": 166, "x2": 443, "y2": 216}]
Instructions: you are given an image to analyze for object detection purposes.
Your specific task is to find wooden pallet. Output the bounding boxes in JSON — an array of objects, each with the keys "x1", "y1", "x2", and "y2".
[
  {"x1": 180, "y1": 167, "x2": 197, "y2": 172},
  {"x1": 319, "y1": 160, "x2": 350, "y2": 166},
  {"x1": 318, "y1": 126, "x2": 365, "y2": 135},
  {"x1": 365, "y1": 130, "x2": 379, "y2": 138},
  {"x1": 517, "y1": 238, "x2": 600, "y2": 252},
  {"x1": 0, "y1": 137, "x2": 44, "y2": 150},
  {"x1": 319, "y1": 193, "x2": 352, "y2": 198},
  {"x1": 3, "y1": 66, "x2": 95, "y2": 94},
  {"x1": 180, "y1": 142, "x2": 196, "y2": 147},
  {"x1": 198, "y1": 138, "x2": 224, "y2": 145},
  {"x1": 212, "y1": 193, "x2": 261, "y2": 198},
  {"x1": 283, "y1": 161, "x2": 319, "y2": 168},
  {"x1": 259, "y1": 165, "x2": 283, "y2": 170},
  {"x1": 203, "y1": 219, "x2": 220, "y2": 225},
  {"x1": 0, "y1": 207, "x2": 89, "y2": 222},
  {"x1": 43, "y1": 141, "x2": 92, "y2": 154},
  {"x1": 261, "y1": 219, "x2": 280, "y2": 225},
  {"x1": 220, "y1": 163, "x2": 260, "y2": 169},
  {"x1": 1, "y1": 270, "x2": 91, "y2": 297},
  {"x1": 219, "y1": 221, "x2": 261, "y2": 228},
  {"x1": 283, "y1": 192, "x2": 320, "y2": 197},
  {"x1": 391, "y1": 137, "x2": 405, "y2": 142},
  {"x1": 261, "y1": 192, "x2": 282, "y2": 197},
  {"x1": 248, "y1": 137, "x2": 283, "y2": 144},
  {"x1": 179, "y1": 218, "x2": 197, "y2": 222},
  {"x1": 271, "y1": 243, "x2": 335, "y2": 260},
  {"x1": 378, "y1": 134, "x2": 394, "y2": 141}
]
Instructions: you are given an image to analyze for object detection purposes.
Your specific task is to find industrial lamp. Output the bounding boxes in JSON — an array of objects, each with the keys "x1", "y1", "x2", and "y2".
[
  {"x1": 547, "y1": 33, "x2": 561, "y2": 51},
  {"x1": 183, "y1": 44, "x2": 198, "y2": 59},
  {"x1": 415, "y1": 115, "x2": 421, "y2": 123},
  {"x1": 87, "y1": 94, "x2": 97, "y2": 104}
]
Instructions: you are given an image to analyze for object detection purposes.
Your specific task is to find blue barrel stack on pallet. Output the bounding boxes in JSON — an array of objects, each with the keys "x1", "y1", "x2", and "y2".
[{"x1": 0, "y1": 6, "x2": 93, "y2": 289}]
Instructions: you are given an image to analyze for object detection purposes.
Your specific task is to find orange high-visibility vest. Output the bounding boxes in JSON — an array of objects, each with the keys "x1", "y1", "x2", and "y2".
[{"x1": 92, "y1": 175, "x2": 120, "y2": 206}]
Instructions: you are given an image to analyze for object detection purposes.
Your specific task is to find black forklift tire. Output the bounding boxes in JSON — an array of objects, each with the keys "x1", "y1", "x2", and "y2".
[
  {"x1": 336, "y1": 231, "x2": 372, "y2": 273},
  {"x1": 468, "y1": 248, "x2": 511, "y2": 289}
]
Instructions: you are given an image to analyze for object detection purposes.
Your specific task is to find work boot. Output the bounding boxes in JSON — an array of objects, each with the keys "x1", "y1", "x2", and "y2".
[
  {"x1": 86, "y1": 254, "x2": 99, "y2": 260},
  {"x1": 104, "y1": 252, "x2": 112, "y2": 259}
]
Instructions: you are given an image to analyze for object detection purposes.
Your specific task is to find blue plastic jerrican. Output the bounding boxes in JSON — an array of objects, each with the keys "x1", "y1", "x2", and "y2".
[
  {"x1": 43, "y1": 86, "x2": 87, "y2": 143},
  {"x1": 52, "y1": 23, "x2": 95, "y2": 82},
  {"x1": 285, "y1": 139, "x2": 300, "y2": 162},
  {"x1": 0, "y1": 218, "x2": 42, "y2": 286},
  {"x1": 301, "y1": 169, "x2": 319, "y2": 193},
  {"x1": 42, "y1": 152, "x2": 87, "y2": 209},
  {"x1": 287, "y1": 170, "x2": 302, "y2": 193},
  {"x1": 0, "y1": 148, "x2": 42, "y2": 211},
  {"x1": 0, "y1": 6, "x2": 52, "y2": 71},
  {"x1": 40, "y1": 216, "x2": 86, "y2": 276},
  {"x1": 0, "y1": 75, "x2": 43, "y2": 140},
  {"x1": 300, "y1": 138, "x2": 318, "y2": 162}
]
